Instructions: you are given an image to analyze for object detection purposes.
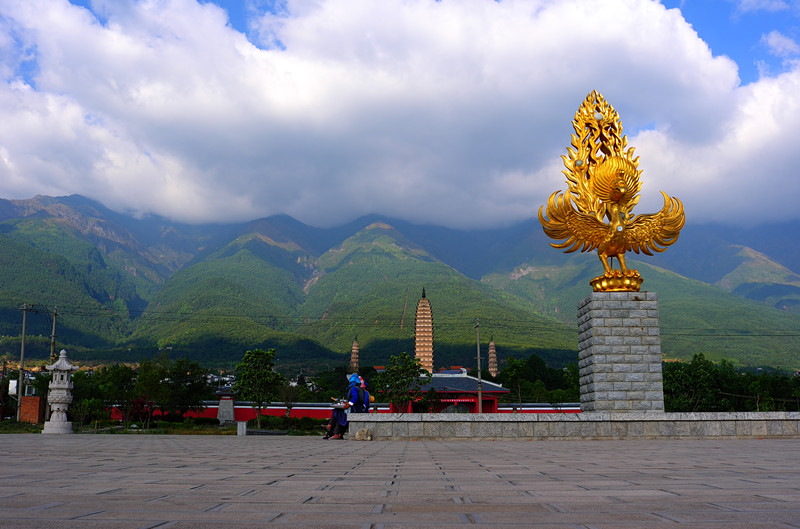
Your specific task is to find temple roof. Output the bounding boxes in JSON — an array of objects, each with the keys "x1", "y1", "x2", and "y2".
[{"x1": 421, "y1": 371, "x2": 509, "y2": 395}]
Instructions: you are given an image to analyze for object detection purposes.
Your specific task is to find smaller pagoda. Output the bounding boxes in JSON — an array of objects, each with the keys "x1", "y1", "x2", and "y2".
[
  {"x1": 488, "y1": 339, "x2": 499, "y2": 378},
  {"x1": 349, "y1": 337, "x2": 360, "y2": 372},
  {"x1": 42, "y1": 350, "x2": 80, "y2": 434}
]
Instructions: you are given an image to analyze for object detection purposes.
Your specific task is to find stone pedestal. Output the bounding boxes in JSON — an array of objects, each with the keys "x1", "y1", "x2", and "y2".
[
  {"x1": 578, "y1": 292, "x2": 664, "y2": 412},
  {"x1": 216, "y1": 389, "x2": 236, "y2": 426}
]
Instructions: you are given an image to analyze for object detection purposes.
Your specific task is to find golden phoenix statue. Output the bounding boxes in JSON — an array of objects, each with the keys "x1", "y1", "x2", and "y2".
[{"x1": 538, "y1": 91, "x2": 685, "y2": 292}]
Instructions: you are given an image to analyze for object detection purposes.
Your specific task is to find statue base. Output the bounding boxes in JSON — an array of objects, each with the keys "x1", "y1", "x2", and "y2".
[
  {"x1": 42, "y1": 421, "x2": 74, "y2": 434},
  {"x1": 578, "y1": 291, "x2": 664, "y2": 412},
  {"x1": 590, "y1": 270, "x2": 643, "y2": 292}
]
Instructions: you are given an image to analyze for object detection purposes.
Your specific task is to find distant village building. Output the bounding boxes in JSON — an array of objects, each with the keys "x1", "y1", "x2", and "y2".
[
  {"x1": 349, "y1": 338, "x2": 360, "y2": 372},
  {"x1": 488, "y1": 339, "x2": 498, "y2": 377},
  {"x1": 414, "y1": 289, "x2": 434, "y2": 373}
]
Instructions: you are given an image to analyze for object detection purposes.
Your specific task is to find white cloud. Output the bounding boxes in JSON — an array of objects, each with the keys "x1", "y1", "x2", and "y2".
[
  {"x1": 0, "y1": 0, "x2": 796, "y2": 229},
  {"x1": 634, "y1": 67, "x2": 800, "y2": 225},
  {"x1": 762, "y1": 30, "x2": 800, "y2": 57},
  {"x1": 736, "y1": 0, "x2": 790, "y2": 13}
]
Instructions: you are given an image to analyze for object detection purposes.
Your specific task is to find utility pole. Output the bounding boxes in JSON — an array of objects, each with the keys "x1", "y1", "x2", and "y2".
[
  {"x1": 1, "y1": 358, "x2": 6, "y2": 420},
  {"x1": 49, "y1": 308, "x2": 58, "y2": 363},
  {"x1": 45, "y1": 307, "x2": 58, "y2": 421},
  {"x1": 16, "y1": 303, "x2": 33, "y2": 421},
  {"x1": 475, "y1": 319, "x2": 482, "y2": 414}
]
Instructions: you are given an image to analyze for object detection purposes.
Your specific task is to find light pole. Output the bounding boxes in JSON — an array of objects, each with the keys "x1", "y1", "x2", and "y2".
[
  {"x1": 475, "y1": 319, "x2": 482, "y2": 414},
  {"x1": 16, "y1": 303, "x2": 31, "y2": 421}
]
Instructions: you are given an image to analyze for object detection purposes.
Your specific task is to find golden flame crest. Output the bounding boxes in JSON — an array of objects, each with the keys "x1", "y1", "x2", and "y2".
[{"x1": 538, "y1": 91, "x2": 685, "y2": 292}]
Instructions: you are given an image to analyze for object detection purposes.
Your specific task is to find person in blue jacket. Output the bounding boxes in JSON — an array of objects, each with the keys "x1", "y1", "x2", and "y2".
[
  {"x1": 347, "y1": 374, "x2": 370, "y2": 413},
  {"x1": 324, "y1": 374, "x2": 369, "y2": 439}
]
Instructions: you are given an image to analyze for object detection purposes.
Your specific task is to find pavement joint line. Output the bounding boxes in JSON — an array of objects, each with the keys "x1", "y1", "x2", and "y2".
[
  {"x1": 145, "y1": 495, "x2": 172, "y2": 502},
  {"x1": 137, "y1": 521, "x2": 179, "y2": 529},
  {"x1": 203, "y1": 502, "x2": 230, "y2": 512},
  {"x1": 459, "y1": 513, "x2": 477, "y2": 524},
  {"x1": 30, "y1": 501, "x2": 66, "y2": 510},
  {"x1": 707, "y1": 503, "x2": 739, "y2": 511},
  {"x1": 70, "y1": 510, "x2": 105, "y2": 519},
  {"x1": 0, "y1": 493, "x2": 24, "y2": 500},
  {"x1": 651, "y1": 511, "x2": 685, "y2": 523},
  {"x1": 97, "y1": 488, "x2": 124, "y2": 495},
  {"x1": 237, "y1": 489, "x2": 258, "y2": 496},
  {"x1": 755, "y1": 494, "x2": 789, "y2": 501},
  {"x1": 657, "y1": 488, "x2": 681, "y2": 496}
]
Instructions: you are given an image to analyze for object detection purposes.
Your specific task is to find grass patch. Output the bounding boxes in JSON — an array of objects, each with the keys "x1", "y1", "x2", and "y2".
[{"x1": 0, "y1": 421, "x2": 43, "y2": 433}]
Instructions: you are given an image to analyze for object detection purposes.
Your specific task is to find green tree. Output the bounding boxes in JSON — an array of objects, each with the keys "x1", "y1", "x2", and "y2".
[
  {"x1": 497, "y1": 354, "x2": 578, "y2": 405},
  {"x1": 163, "y1": 357, "x2": 211, "y2": 415},
  {"x1": 234, "y1": 348, "x2": 285, "y2": 429},
  {"x1": 309, "y1": 365, "x2": 350, "y2": 402},
  {"x1": 134, "y1": 355, "x2": 170, "y2": 422},
  {"x1": 498, "y1": 357, "x2": 526, "y2": 404},
  {"x1": 277, "y1": 380, "x2": 302, "y2": 417},
  {"x1": 93, "y1": 364, "x2": 137, "y2": 424},
  {"x1": 373, "y1": 352, "x2": 430, "y2": 412},
  {"x1": 663, "y1": 354, "x2": 720, "y2": 412},
  {"x1": 69, "y1": 397, "x2": 106, "y2": 430},
  {"x1": 560, "y1": 363, "x2": 580, "y2": 402}
]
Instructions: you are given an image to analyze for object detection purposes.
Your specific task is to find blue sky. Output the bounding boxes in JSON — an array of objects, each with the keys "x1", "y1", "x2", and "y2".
[
  {"x1": 2, "y1": 0, "x2": 800, "y2": 228},
  {"x1": 663, "y1": 0, "x2": 800, "y2": 83}
]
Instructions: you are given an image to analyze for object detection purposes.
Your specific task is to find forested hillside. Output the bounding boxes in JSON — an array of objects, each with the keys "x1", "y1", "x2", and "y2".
[{"x1": 2, "y1": 194, "x2": 799, "y2": 371}]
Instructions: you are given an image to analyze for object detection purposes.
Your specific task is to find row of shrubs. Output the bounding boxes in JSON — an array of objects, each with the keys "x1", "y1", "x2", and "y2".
[{"x1": 247, "y1": 415, "x2": 326, "y2": 433}]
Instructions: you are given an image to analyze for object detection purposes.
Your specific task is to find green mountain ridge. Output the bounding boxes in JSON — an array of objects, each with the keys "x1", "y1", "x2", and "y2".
[{"x1": 1, "y1": 194, "x2": 799, "y2": 370}]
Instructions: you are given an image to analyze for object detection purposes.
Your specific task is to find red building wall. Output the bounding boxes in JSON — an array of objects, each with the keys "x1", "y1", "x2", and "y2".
[{"x1": 20, "y1": 396, "x2": 45, "y2": 424}]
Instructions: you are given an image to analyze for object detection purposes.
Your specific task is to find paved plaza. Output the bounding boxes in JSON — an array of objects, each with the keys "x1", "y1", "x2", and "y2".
[{"x1": 1, "y1": 434, "x2": 799, "y2": 528}]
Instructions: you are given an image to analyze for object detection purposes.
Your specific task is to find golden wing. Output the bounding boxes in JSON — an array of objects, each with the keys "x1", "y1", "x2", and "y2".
[
  {"x1": 538, "y1": 191, "x2": 610, "y2": 253},
  {"x1": 622, "y1": 192, "x2": 685, "y2": 255}
]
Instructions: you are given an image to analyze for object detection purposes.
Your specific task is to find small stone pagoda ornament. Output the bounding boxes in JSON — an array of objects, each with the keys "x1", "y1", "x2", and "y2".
[
  {"x1": 42, "y1": 349, "x2": 80, "y2": 434},
  {"x1": 539, "y1": 91, "x2": 685, "y2": 291}
]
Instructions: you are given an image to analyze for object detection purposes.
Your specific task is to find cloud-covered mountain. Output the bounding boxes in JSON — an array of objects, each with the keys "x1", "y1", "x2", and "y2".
[{"x1": 1, "y1": 194, "x2": 799, "y2": 370}]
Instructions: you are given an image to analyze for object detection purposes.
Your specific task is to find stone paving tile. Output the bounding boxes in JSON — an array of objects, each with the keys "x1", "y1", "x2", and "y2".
[{"x1": 1, "y1": 435, "x2": 800, "y2": 528}]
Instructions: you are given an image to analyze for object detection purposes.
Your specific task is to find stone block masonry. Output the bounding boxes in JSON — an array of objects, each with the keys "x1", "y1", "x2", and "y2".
[
  {"x1": 578, "y1": 291, "x2": 664, "y2": 412},
  {"x1": 348, "y1": 412, "x2": 800, "y2": 440}
]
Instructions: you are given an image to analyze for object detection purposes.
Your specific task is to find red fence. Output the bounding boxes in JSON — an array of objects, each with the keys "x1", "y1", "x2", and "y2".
[{"x1": 110, "y1": 401, "x2": 580, "y2": 421}]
